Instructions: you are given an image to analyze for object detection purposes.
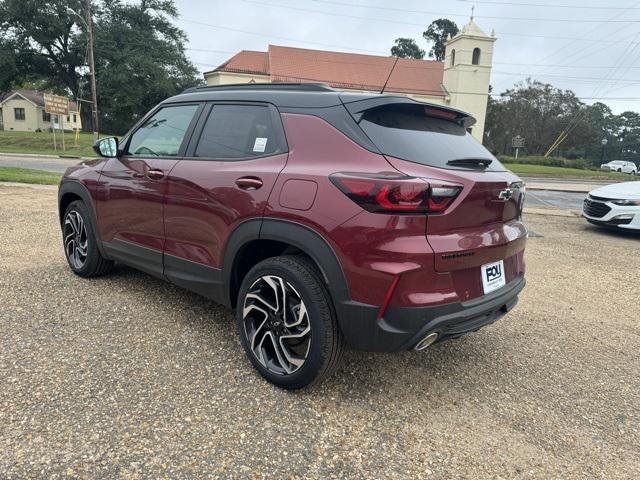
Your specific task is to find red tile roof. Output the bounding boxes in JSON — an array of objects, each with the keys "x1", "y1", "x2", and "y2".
[
  {"x1": 216, "y1": 50, "x2": 270, "y2": 75},
  {"x1": 209, "y1": 45, "x2": 446, "y2": 96}
]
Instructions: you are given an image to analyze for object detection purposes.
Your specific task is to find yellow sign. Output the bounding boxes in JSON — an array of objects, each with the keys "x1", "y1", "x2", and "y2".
[{"x1": 43, "y1": 93, "x2": 69, "y2": 115}]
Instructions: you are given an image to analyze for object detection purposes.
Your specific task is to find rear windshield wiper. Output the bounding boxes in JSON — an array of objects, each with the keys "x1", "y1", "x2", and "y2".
[{"x1": 447, "y1": 158, "x2": 493, "y2": 168}]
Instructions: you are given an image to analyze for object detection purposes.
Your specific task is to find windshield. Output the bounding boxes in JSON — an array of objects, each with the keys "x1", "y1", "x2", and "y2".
[{"x1": 357, "y1": 103, "x2": 506, "y2": 171}]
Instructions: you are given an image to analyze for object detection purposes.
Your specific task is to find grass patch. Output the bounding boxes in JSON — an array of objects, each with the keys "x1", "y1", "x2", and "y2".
[
  {"x1": 0, "y1": 130, "x2": 99, "y2": 157},
  {"x1": 503, "y1": 163, "x2": 635, "y2": 180},
  {"x1": 0, "y1": 167, "x2": 62, "y2": 185}
]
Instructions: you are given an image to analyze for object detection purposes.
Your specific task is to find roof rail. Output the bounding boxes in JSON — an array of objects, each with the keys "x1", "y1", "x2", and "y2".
[{"x1": 182, "y1": 82, "x2": 335, "y2": 94}]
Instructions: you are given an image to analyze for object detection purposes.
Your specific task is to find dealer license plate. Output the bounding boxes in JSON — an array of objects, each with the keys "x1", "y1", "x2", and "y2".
[{"x1": 481, "y1": 260, "x2": 506, "y2": 294}]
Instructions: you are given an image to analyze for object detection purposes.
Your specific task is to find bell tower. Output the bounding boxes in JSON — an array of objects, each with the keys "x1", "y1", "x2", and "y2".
[{"x1": 442, "y1": 15, "x2": 496, "y2": 141}]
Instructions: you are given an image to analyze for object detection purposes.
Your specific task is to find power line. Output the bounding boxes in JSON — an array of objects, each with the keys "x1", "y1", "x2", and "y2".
[
  {"x1": 492, "y1": 70, "x2": 640, "y2": 84},
  {"x1": 25, "y1": 31, "x2": 640, "y2": 88},
  {"x1": 495, "y1": 32, "x2": 640, "y2": 44},
  {"x1": 187, "y1": 47, "x2": 236, "y2": 54},
  {"x1": 289, "y1": 0, "x2": 640, "y2": 22},
  {"x1": 544, "y1": 21, "x2": 640, "y2": 155},
  {"x1": 193, "y1": 53, "x2": 640, "y2": 80},
  {"x1": 190, "y1": 66, "x2": 640, "y2": 100},
  {"x1": 453, "y1": 0, "x2": 640, "y2": 9},
  {"x1": 491, "y1": 1, "x2": 640, "y2": 91},
  {"x1": 494, "y1": 62, "x2": 640, "y2": 69},
  {"x1": 191, "y1": 49, "x2": 640, "y2": 86},
  {"x1": 177, "y1": 18, "x2": 389, "y2": 55}
]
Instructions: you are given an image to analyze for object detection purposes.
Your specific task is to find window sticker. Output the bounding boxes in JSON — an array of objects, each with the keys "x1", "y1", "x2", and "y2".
[{"x1": 253, "y1": 137, "x2": 268, "y2": 153}]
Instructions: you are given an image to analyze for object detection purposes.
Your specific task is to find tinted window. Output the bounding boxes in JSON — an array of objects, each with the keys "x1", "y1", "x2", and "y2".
[
  {"x1": 195, "y1": 105, "x2": 280, "y2": 159},
  {"x1": 127, "y1": 105, "x2": 198, "y2": 156},
  {"x1": 358, "y1": 103, "x2": 505, "y2": 171}
]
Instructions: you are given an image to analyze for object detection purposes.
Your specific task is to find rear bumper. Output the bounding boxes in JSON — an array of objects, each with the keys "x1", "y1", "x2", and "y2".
[{"x1": 336, "y1": 274, "x2": 525, "y2": 352}]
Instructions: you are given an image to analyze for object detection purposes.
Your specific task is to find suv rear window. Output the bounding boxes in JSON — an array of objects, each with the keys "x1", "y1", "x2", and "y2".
[{"x1": 357, "y1": 103, "x2": 505, "y2": 171}]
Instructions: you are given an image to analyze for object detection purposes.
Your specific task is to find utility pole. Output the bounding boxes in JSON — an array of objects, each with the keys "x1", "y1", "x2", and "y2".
[{"x1": 85, "y1": 0, "x2": 99, "y2": 142}]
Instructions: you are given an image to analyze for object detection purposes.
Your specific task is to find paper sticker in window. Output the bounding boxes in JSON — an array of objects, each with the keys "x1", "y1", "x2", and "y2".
[{"x1": 253, "y1": 137, "x2": 268, "y2": 153}]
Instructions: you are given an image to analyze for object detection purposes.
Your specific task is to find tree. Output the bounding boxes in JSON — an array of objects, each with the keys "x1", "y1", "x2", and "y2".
[
  {"x1": 390, "y1": 38, "x2": 425, "y2": 59},
  {"x1": 0, "y1": 0, "x2": 201, "y2": 134},
  {"x1": 483, "y1": 79, "x2": 593, "y2": 156},
  {"x1": 92, "y1": 0, "x2": 201, "y2": 134},
  {"x1": 423, "y1": 19, "x2": 458, "y2": 61},
  {"x1": 0, "y1": 37, "x2": 21, "y2": 91},
  {"x1": 0, "y1": 0, "x2": 86, "y2": 95}
]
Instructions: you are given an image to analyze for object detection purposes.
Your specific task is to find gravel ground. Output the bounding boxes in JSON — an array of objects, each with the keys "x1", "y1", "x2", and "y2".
[{"x1": 1, "y1": 184, "x2": 639, "y2": 479}]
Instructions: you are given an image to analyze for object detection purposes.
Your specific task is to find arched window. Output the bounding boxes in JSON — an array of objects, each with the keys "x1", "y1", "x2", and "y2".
[
  {"x1": 451, "y1": 49, "x2": 456, "y2": 66},
  {"x1": 472, "y1": 48, "x2": 481, "y2": 65}
]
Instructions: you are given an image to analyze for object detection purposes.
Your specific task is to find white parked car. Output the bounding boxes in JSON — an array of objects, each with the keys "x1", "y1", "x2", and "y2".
[
  {"x1": 600, "y1": 160, "x2": 637, "y2": 175},
  {"x1": 583, "y1": 181, "x2": 640, "y2": 230}
]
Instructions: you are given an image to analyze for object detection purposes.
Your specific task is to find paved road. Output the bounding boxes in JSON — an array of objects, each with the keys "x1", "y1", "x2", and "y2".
[
  {"x1": 525, "y1": 189, "x2": 586, "y2": 210},
  {"x1": 0, "y1": 153, "x2": 83, "y2": 172},
  {"x1": 1, "y1": 184, "x2": 639, "y2": 478}
]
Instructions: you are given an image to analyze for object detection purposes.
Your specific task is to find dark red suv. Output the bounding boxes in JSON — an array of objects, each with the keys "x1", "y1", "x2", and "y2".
[{"x1": 59, "y1": 83, "x2": 526, "y2": 388}]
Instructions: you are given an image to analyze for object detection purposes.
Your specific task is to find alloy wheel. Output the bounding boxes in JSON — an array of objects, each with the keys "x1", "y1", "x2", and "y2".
[
  {"x1": 242, "y1": 275, "x2": 312, "y2": 375},
  {"x1": 64, "y1": 210, "x2": 88, "y2": 270}
]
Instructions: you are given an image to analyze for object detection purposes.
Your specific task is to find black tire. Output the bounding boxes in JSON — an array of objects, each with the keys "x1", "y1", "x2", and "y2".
[
  {"x1": 62, "y1": 200, "x2": 114, "y2": 277},
  {"x1": 236, "y1": 255, "x2": 344, "y2": 389}
]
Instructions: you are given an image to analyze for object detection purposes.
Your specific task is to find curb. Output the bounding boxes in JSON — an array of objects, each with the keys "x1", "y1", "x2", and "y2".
[
  {"x1": 0, "y1": 152, "x2": 91, "y2": 160},
  {"x1": 527, "y1": 185, "x2": 591, "y2": 194},
  {"x1": 523, "y1": 207, "x2": 581, "y2": 218}
]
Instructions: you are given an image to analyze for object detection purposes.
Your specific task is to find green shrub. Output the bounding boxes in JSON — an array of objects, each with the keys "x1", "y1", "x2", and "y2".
[{"x1": 497, "y1": 155, "x2": 590, "y2": 169}]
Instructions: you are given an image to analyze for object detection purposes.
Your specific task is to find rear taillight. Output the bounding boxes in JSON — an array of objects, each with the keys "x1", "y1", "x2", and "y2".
[{"x1": 329, "y1": 172, "x2": 462, "y2": 214}]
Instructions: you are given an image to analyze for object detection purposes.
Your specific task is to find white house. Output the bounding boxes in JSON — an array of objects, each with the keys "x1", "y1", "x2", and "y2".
[{"x1": 0, "y1": 89, "x2": 82, "y2": 132}]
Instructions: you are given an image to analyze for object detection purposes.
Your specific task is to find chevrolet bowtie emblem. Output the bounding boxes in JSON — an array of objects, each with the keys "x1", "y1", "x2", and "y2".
[{"x1": 498, "y1": 188, "x2": 514, "y2": 201}]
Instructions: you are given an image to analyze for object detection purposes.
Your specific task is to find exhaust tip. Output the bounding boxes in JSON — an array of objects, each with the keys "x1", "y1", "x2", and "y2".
[{"x1": 414, "y1": 332, "x2": 439, "y2": 351}]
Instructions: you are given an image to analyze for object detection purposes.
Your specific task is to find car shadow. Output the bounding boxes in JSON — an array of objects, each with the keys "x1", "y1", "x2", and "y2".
[
  {"x1": 581, "y1": 223, "x2": 640, "y2": 239},
  {"x1": 95, "y1": 264, "x2": 510, "y2": 398}
]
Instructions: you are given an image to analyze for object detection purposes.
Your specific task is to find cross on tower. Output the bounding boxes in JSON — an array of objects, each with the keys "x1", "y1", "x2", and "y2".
[{"x1": 471, "y1": 5, "x2": 475, "y2": 20}]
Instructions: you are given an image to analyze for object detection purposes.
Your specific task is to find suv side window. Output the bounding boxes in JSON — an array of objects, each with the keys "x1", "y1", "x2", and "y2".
[
  {"x1": 127, "y1": 104, "x2": 199, "y2": 157},
  {"x1": 194, "y1": 104, "x2": 282, "y2": 159}
]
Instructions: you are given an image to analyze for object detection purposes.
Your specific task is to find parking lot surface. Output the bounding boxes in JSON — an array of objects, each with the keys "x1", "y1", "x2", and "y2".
[{"x1": 1, "y1": 184, "x2": 639, "y2": 479}]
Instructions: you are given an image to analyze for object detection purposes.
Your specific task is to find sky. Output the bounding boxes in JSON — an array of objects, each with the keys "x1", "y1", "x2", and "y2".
[{"x1": 172, "y1": 0, "x2": 640, "y2": 114}]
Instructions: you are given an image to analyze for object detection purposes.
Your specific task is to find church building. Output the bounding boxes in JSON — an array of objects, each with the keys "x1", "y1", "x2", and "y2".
[{"x1": 204, "y1": 19, "x2": 495, "y2": 141}]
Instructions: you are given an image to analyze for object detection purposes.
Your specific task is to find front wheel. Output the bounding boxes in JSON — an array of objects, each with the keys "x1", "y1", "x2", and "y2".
[
  {"x1": 62, "y1": 201, "x2": 113, "y2": 277},
  {"x1": 236, "y1": 256, "x2": 343, "y2": 389}
]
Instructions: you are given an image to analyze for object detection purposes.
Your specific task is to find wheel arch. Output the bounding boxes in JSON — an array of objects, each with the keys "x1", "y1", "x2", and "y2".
[
  {"x1": 223, "y1": 219, "x2": 350, "y2": 310},
  {"x1": 58, "y1": 180, "x2": 106, "y2": 256}
]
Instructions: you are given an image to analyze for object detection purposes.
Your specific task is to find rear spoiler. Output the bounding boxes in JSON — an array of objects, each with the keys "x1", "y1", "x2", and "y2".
[{"x1": 339, "y1": 95, "x2": 476, "y2": 128}]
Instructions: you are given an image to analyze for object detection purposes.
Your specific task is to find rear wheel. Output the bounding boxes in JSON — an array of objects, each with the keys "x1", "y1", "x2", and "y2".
[
  {"x1": 62, "y1": 201, "x2": 113, "y2": 277},
  {"x1": 236, "y1": 256, "x2": 343, "y2": 389}
]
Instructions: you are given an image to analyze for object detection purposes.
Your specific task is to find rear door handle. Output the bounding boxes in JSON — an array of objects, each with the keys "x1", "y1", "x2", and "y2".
[
  {"x1": 145, "y1": 169, "x2": 165, "y2": 181},
  {"x1": 235, "y1": 177, "x2": 263, "y2": 190}
]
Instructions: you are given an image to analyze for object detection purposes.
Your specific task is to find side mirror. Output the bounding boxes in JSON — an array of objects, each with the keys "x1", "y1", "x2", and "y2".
[{"x1": 93, "y1": 137, "x2": 119, "y2": 157}]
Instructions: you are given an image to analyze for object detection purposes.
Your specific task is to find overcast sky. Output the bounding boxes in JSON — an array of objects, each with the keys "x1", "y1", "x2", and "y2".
[{"x1": 172, "y1": 0, "x2": 640, "y2": 114}]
